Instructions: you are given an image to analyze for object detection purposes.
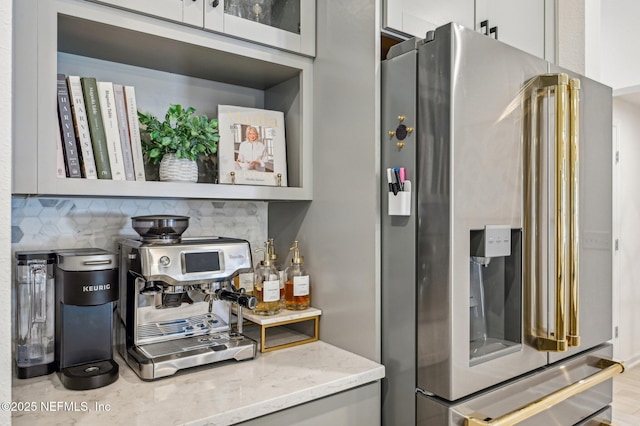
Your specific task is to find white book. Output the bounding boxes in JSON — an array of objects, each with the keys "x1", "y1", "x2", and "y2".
[
  {"x1": 66, "y1": 76, "x2": 98, "y2": 179},
  {"x1": 113, "y1": 84, "x2": 136, "y2": 181},
  {"x1": 123, "y1": 85, "x2": 146, "y2": 181},
  {"x1": 96, "y1": 81, "x2": 126, "y2": 180}
]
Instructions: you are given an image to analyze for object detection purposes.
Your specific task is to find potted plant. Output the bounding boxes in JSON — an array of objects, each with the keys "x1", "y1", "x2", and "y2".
[{"x1": 138, "y1": 104, "x2": 220, "y2": 182}]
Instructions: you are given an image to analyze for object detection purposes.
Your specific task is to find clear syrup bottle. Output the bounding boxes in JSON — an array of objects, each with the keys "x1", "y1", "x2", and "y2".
[
  {"x1": 284, "y1": 241, "x2": 310, "y2": 310},
  {"x1": 253, "y1": 243, "x2": 281, "y2": 316}
]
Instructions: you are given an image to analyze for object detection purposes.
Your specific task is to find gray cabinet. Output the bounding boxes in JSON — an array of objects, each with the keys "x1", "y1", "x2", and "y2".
[
  {"x1": 383, "y1": 0, "x2": 553, "y2": 59},
  {"x1": 87, "y1": 0, "x2": 205, "y2": 27},
  {"x1": 87, "y1": 0, "x2": 315, "y2": 56},
  {"x1": 13, "y1": 0, "x2": 313, "y2": 200}
]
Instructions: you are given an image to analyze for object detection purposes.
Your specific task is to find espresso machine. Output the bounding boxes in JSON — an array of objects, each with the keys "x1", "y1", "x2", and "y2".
[{"x1": 117, "y1": 215, "x2": 258, "y2": 380}]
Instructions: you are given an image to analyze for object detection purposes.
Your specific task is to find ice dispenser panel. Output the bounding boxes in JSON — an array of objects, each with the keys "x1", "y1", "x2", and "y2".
[{"x1": 469, "y1": 226, "x2": 522, "y2": 366}]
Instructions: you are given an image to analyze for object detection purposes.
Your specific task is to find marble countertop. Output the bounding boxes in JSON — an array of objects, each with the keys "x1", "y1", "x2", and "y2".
[{"x1": 11, "y1": 341, "x2": 384, "y2": 425}]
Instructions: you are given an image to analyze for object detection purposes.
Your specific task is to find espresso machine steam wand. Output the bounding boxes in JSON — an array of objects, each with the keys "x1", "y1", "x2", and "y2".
[{"x1": 213, "y1": 285, "x2": 257, "y2": 334}]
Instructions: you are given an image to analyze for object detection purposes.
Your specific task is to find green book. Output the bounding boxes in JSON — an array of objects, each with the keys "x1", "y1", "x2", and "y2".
[{"x1": 80, "y1": 77, "x2": 112, "y2": 179}]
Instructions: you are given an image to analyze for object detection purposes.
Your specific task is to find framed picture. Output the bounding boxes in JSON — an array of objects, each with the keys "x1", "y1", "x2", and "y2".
[{"x1": 218, "y1": 105, "x2": 288, "y2": 187}]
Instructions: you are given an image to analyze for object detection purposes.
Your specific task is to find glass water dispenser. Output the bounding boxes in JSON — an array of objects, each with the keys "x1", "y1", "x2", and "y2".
[{"x1": 14, "y1": 251, "x2": 56, "y2": 378}]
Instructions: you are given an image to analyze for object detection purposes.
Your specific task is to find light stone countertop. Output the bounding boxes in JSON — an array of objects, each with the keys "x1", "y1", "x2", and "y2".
[{"x1": 11, "y1": 341, "x2": 384, "y2": 425}]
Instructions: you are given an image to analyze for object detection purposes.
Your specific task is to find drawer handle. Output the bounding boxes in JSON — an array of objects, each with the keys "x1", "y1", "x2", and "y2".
[{"x1": 464, "y1": 358, "x2": 623, "y2": 426}]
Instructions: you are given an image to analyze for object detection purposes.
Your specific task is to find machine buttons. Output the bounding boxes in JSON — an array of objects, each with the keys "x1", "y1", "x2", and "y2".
[{"x1": 159, "y1": 256, "x2": 171, "y2": 267}]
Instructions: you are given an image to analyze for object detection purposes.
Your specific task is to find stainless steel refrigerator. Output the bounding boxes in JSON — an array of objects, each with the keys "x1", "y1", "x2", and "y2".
[{"x1": 381, "y1": 23, "x2": 623, "y2": 426}]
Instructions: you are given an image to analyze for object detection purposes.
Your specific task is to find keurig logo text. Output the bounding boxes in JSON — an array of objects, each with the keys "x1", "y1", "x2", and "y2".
[{"x1": 82, "y1": 284, "x2": 111, "y2": 292}]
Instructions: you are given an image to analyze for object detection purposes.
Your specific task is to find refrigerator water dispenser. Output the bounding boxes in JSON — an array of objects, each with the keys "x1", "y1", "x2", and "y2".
[{"x1": 469, "y1": 227, "x2": 522, "y2": 365}]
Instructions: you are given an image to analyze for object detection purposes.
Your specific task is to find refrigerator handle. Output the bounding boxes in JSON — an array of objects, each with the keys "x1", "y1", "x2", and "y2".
[
  {"x1": 525, "y1": 73, "x2": 573, "y2": 353},
  {"x1": 568, "y1": 78, "x2": 581, "y2": 348},
  {"x1": 464, "y1": 359, "x2": 623, "y2": 426}
]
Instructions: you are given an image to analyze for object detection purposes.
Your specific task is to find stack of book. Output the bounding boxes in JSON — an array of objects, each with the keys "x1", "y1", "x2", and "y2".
[{"x1": 56, "y1": 74, "x2": 146, "y2": 181}]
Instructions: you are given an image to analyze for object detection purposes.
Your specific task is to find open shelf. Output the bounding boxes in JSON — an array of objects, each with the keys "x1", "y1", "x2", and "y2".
[{"x1": 13, "y1": 0, "x2": 313, "y2": 201}]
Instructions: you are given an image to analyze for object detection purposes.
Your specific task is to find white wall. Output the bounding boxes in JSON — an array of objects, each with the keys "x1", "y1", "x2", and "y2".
[
  {"x1": 599, "y1": 1, "x2": 640, "y2": 367},
  {"x1": 1, "y1": 0, "x2": 12, "y2": 424},
  {"x1": 601, "y1": 0, "x2": 640, "y2": 90},
  {"x1": 612, "y1": 98, "x2": 640, "y2": 366},
  {"x1": 556, "y1": 0, "x2": 586, "y2": 74}
]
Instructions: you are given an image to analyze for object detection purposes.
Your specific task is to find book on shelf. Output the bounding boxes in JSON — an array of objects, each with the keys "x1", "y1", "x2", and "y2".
[
  {"x1": 81, "y1": 77, "x2": 112, "y2": 179},
  {"x1": 56, "y1": 74, "x2": 82, "y2": 178},
  {"x1": 113, "y1": 83, "x2": 136, "y2": 181},
  {"x1": 96, "y1": 81, "x2": 126, "y2": 181},
  {"x1": 66, "y1": 75, "x2": 98, "y2": 179},
  {"x1": 56, "y1": 117, "x2": 66, "y2": 178},
  {"x1": 123, "y1": 85, "x2": 146, "y2": 181},
  {"x1": 218, "y1": 105, "x2": 288, "y2": 187}
]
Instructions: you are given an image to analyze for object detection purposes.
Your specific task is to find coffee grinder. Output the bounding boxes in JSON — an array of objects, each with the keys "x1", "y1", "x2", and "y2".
[{"x1": 55, "y1": 248, "x2": 119, "y2": 390}]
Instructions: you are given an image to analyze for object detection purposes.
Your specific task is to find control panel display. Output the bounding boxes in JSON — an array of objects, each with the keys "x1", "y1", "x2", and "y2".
[{"x1": 183, "y1": 251, "x2": 221, "y2": 273}]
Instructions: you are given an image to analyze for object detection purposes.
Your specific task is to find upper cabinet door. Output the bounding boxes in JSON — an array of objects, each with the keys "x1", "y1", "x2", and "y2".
[
  {"x1": 204, "y1": 0, "x2": 316, "y2": 56},
  {"x1": 89, "y1": 0, "x2": 205, "y2": 27},
  {"x1": 383, "y1": 0, "x2": 475, "y2": 37},
  {"x1": 383, "y1": 0, "x2": 552, "y2": 60},
  {"x1": 475, "y1": 0, "x2": 545, "y2": 58}
]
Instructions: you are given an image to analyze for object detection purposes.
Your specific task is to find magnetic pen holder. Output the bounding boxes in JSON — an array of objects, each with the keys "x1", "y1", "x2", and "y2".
[{"x1": 388, "y1": 180, "x2": 411, "y2": 216}]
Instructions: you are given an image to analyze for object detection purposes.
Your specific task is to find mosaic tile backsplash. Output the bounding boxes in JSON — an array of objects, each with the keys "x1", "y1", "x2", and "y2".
[{"x1": 11, "y1": 197, "x2": 268, "y2": 254}]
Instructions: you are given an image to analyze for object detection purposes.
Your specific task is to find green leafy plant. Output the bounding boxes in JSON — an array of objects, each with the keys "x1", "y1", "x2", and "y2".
[{"x1": 138, "y1": 104, "x2": 220, "y2": 164}]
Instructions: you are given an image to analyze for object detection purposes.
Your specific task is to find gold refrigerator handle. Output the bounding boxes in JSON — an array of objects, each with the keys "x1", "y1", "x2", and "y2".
[
  {"x1": 464, "y1": 359, "x2": 624, "y2": 426},
  {"x1": 568, "y1": 77, "x2": 581, "y2": 347},
  {"x1": 533, "y1": 73, "x2": 569, "y2": 352}
]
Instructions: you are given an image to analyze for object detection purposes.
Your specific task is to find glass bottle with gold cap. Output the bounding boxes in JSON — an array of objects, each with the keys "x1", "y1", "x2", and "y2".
[
  {"x1": 253, "y1": 242, "x2": 281, "y2": 315},
  {"x1": 266, "y1": 237, "x2": 285, "y2": 308},
  {"x1": 284, "y1": 240, "x2": 310, "y2": 310}
]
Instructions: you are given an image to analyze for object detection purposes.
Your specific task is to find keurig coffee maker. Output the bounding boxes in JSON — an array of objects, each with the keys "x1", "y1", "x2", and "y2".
[{"x1": 55, "y1": 248, "x2": 119, "y2": 390}]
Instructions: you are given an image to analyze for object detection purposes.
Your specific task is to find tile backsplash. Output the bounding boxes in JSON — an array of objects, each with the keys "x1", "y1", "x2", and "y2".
[{"x1": 11, "y1": 197, "x2": 268, "y2": 254}]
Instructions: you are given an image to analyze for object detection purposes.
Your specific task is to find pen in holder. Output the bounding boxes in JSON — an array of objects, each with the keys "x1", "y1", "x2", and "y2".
[{"x1": 388, "y1": 180, "x2": 411, "y2": 216}]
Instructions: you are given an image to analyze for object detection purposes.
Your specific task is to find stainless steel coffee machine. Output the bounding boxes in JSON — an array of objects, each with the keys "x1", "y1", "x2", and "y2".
[{"x1": 116, "y1": 215, "x2": 258, "y2": 380}]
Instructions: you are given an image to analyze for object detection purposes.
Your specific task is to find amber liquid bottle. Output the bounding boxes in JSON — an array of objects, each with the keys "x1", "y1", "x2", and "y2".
[
  {"x1": 284, "y1": 241, "x2": 310, "y2": 310},
  {"x1": 253, "y1": 244, "x2": 281, "y2": 316},
  {"x1": 234, "y1": 272, "x2": 254, "y2": 295},
  {"x1": 266, "y1": 237, "x2": 285, "y2": 309}
]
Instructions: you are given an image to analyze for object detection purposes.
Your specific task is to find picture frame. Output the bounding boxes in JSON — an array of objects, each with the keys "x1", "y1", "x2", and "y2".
[{"x1": 218, "y1": 105, "x2": 288, "y2": 187}]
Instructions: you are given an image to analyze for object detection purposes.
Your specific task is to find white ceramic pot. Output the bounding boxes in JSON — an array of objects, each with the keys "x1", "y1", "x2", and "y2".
[{"x1": 159, "y1": 153, "x2": 198, "y2": 183}]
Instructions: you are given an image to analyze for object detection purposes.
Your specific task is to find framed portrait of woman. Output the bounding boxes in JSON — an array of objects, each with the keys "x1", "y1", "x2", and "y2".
[{"x1": 218, "y1": 105, "x2": 288, "y2": 187}]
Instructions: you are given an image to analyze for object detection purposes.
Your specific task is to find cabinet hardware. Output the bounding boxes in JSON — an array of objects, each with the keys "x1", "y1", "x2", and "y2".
[
  {"x1": 480, "y1": 20, "x2": 489, "y2": 36},
  {"x1": 211, "y1": 0, "x2": 219, "y2": 7}
]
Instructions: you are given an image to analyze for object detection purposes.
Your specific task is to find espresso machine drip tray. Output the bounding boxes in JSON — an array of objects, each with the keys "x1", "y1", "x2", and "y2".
[
  {"x1": 137, "y1": 312, "x2": 227, "y2": 345},
  {"x1": 137, "y1": 331, "x2": 244, "y2": 359}
]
